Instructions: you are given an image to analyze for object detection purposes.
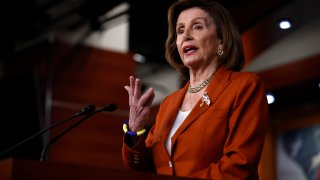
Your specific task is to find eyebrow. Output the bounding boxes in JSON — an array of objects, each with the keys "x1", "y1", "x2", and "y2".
[{"x1": 176, "y1": 17, "x2": 209, "y2": 28}]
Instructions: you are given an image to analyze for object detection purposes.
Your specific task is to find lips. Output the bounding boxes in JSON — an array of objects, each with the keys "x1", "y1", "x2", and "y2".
[{"x1": 183, "y1": 45, "x2": 198, "y2": 54}]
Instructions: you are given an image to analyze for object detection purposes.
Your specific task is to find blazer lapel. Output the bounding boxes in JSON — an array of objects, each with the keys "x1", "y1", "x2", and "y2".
[
  {"x1": 160, "y1": 84, "x2": 188, "y2": 145},
  {"x1": 170, "y1": 68, "x2": 232, "y2": 150}
]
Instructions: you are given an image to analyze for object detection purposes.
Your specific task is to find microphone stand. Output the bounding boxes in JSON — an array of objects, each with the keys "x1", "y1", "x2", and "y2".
[
  {"x1": 40, "y1": 112, "x2": 94, "y2": 161},
  {"x1": 40, "y1": 104, "x2": 117, "y2": 162},
  {"x1": 0, "y1": 105, "x2": 95, "y2": 159}
]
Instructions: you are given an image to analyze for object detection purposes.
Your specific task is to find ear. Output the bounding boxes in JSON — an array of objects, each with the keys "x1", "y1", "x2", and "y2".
[
  {"x1": 218, "y1": 42, "x2": 223, "y2": 49},
  {"x1": 217, "y1": 39, "x2": 223, "y2": 48}
]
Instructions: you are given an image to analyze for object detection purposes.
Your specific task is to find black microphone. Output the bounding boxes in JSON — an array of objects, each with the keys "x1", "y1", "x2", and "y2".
[
  {"x1": 74, "y1": 104, "x2": 96, "y2": 116},
  {"x1": 40, "y1": 103, "x2": 117, "y2": 161},
  {"x1": 0, "y1": 104, "x2": 96, "y2": 159},
  {"x1": 97, "y1": 103, "x2": 117, "y2": 112}
]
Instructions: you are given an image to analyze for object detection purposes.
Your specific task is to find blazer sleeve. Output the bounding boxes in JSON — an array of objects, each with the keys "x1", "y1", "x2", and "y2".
[
  {"x1": 191, "y1": 74, "x2": 269, "y2": 179},
  {"x1": 122, "y1": 126, "x2": 156, "y2": 172}
]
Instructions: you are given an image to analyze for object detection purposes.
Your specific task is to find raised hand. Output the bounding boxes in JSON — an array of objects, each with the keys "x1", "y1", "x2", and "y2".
[{"x1": 124, "y1": 76, "x2": 155, "y2": 132}]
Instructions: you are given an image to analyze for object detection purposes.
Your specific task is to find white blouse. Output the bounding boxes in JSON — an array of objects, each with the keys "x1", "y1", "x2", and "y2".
[{"x1": 165, "y1": 109, "x2": 191, "y2": 156}]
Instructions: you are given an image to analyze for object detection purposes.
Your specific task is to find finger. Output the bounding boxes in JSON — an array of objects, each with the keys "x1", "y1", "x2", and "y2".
[
  {"x1": 145, "y1": 89, "x2": 155, "y2": 106},
  {"x1": 124, "y1": 85, "x2": 130, "y2": 92},
  {"x1": 139, "y1": 87, "x2": 155, "y2": 107},
  {"x1": 125, "y1": 86, "x2": 133, "y2": 105},
  {"x1": 129, "y1": 76, "x2": 135, "y2": 96},
  {"x1": 124, "y1": 85, "x2": 131, "y2": 98},
  {"x1": 133, "y1": 78, "x2": 142, "y2": 100},
  {"x1": 128, "y1": 76, "x2": 135, "y2": 102}
]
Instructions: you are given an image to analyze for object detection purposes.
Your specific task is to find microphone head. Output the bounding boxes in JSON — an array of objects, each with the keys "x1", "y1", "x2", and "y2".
[
  {"x1": 81, "y1": 104, "x2": 96, "y2": 114},
  {"x1": 102, "y1": 103, "x2": 117, "y2": 112}
]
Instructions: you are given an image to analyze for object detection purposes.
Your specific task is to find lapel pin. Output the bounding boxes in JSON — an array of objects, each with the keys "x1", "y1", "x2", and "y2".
[{"x1": 200, "y1": 92, "x2": 211, "y2": 107}]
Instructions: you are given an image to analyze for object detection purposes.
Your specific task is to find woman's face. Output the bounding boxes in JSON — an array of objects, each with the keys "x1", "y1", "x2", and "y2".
[{"x1": 176, "y1": 7, "x2": 221, "y2": 69}]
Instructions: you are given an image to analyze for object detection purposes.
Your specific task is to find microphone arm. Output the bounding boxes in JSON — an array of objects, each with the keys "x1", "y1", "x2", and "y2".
[
  {"x1": 40, "y1": 113, "x2": 94, "y2": 162},
  {"x1": 0, "y1": 104, "x2": 96, "y2": 158},
  {"x1": 40, "y1": 103, "x2": 117, "y2": 162}
]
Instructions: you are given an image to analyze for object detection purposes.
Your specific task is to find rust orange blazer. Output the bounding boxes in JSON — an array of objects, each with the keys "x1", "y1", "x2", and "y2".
[{"x1": 122, "y1": 67, "x2": 269, "y2": 179}]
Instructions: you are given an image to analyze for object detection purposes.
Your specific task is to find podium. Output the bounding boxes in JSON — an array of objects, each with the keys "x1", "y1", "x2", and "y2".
[{"x1": 0, "y1": 158, "x2": 189, "y2": 180}]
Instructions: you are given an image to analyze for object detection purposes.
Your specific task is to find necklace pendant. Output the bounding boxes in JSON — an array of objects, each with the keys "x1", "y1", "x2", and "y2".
[{"x1": 200, "y1": 92, "x2": 211, "y2": 107}]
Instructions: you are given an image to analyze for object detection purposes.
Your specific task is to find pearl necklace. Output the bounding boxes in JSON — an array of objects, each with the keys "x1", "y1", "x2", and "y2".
[{"x1": 187, "y1": 73, "x2": 214, "y2": 93}]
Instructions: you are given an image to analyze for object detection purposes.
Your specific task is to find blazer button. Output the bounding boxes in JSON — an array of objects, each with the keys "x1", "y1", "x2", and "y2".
[
  {"x1": 168, "y1": 160, "x2": 173, "y2": 168},
  {"x1": 133, "y1": 154, "x2": 139, "y2": 160}
]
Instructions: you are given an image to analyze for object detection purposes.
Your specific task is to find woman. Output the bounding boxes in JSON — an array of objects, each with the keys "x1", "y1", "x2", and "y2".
[{"x1": 122, "y1": 0, "x2": 269, "y2": 179}]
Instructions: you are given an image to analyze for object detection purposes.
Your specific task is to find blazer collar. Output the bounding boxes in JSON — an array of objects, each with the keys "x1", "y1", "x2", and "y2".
[{"x1": 168, "y1": 67, "x2": 232, "y2": 150}]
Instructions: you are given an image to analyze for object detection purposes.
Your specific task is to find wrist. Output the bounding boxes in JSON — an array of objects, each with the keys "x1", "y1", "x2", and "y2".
[
  {"x1": 128, "y1": 120, "x2": 145, "y2": 132},
  {"x1": 129, "y1": 125, "x2": 144, "y2": 132},
  {"x1": 123, "y1": 120, "x2": 146, "y2": 136}
]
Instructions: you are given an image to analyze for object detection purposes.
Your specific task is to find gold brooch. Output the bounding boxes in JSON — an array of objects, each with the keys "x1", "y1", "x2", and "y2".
[{"x1": 200, "y1": 92, "x2": 211, "y2": 107}]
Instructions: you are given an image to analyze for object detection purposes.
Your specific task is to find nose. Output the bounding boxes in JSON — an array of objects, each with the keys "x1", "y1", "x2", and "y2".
[
  {"x1": 183, "y1": 35, "x2": 192, "y2": 41},
  {"x1": 183, "y1": 29, "x2": 193, "y2": 41}
]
